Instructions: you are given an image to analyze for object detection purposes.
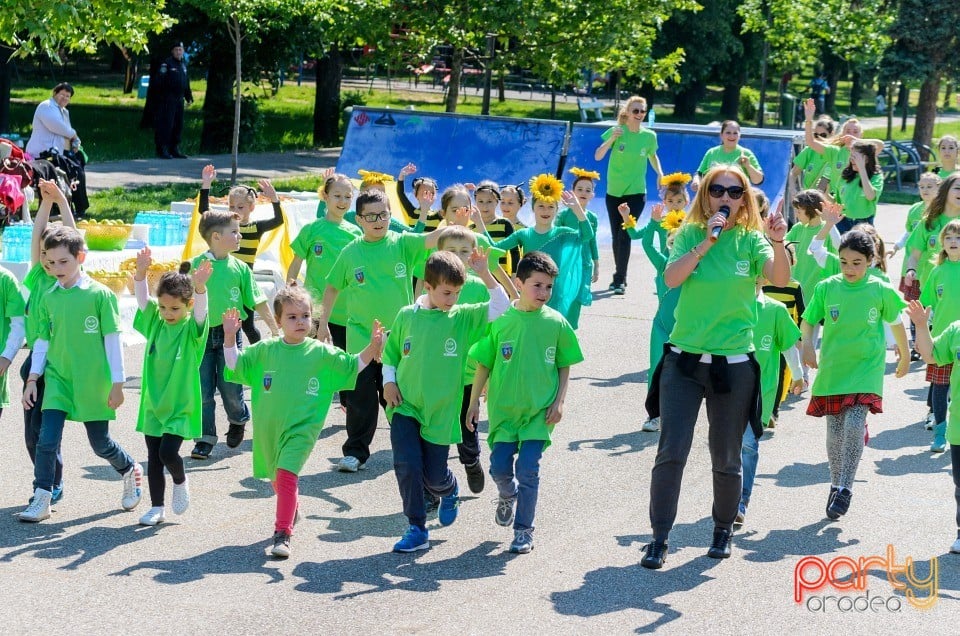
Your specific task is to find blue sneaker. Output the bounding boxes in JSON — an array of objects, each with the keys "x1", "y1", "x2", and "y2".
[
  {"x1": 52, "y1": 483, "x2": 64, "y2": 504},
  {"x1": 393, "y1": 525, "x2": 429, "y2": 553},
  {"x1": 438, "y1": 484, "x2": 460, "y2": 527}
]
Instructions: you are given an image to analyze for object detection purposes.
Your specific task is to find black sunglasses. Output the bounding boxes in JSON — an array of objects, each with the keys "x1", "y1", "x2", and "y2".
[
  {"x1": 631, "y1": 108, "x2": 646, "y2": 114},
  {"x1": 707, "y1": 184, "x2": 746, "y2": 200}
]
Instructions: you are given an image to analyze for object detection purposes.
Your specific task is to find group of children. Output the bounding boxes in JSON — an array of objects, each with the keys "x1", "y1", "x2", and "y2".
[{"x1": 5, "y1": 112, "x2": 960, "y2": 564}]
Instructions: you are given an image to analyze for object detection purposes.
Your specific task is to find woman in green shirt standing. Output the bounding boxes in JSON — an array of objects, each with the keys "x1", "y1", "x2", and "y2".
[{"x1": 691, "y1": 120, "x2": 764, "y2": 193}]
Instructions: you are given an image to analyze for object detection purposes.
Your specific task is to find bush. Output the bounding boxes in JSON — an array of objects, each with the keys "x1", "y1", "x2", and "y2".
[{"x1": 739, "y1": 87, "x2": 760, "y2": 122}]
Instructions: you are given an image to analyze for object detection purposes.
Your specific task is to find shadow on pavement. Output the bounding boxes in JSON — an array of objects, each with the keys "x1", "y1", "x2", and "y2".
[
  {"x1": 292, "y1": 540, "x2": 515, "y2": 598},
  {"x1": 568, "y1": 429, "x2": 659, "y2": 456},
  {"x1": 873, "y1": 449, "x2": 951, "y2": 477},
  {"x1": 574, "y1": 371, "x2": 648, "y2": 389},
  {"x1": 762, "y1": 461, "x2": 830, "y2": 488},
  {"x1": 736, "y1": 520, "x2": 860, "y2": 563},
  {"x1": 112, "y1": 542, "x2": 284, "y2": 584},
  {"x1": 868, "y1": 421, "x2": 928, "y2": 451},
  {"x1": 2, "y1": 521, "x2": 154, "y2": 570},
  {"x1": 312, "y1": 512, "x2": 410, "y2": 543},
  {"x1": 0, "y1": 507, "x2": 121, "y2": 550}
]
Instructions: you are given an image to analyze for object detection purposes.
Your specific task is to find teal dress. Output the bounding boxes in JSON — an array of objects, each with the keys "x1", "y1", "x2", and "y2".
[{"x1": 630, "y1": 222, "x2": 679, "y2": 386}]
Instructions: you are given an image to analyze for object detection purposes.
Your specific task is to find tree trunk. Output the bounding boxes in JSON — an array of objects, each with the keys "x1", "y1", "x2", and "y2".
[
  {"x1": 822, "y1": 50, "x2": 843, "y2": 115},
  {"x1": 913, "y1": 76, "x2": 941, "y2": 160},
  {"x1": 550, "y1": 87, "x2": 556, "y2": 119},
  {"x1": 849, "y1": 70, "x2": 862, "y2": 112},
  {"x1": 313, "y1": 44, "x2": 343, "y2": 147},
  {"x1": 497, "y1": 73, "x2": 505, "y2": 103},
  {"x1": 943, "y1": 81, "x2": 953, "y2": 110},
  {"x1": 199, "y1": 29, "x2": 236, "y2": 155},
  {"x1": 672, "y1": 81, "x2": 704, "y2": 120},
  {"x1": 757, "y1": 39, "x2": 769, "y2": 128},
  {"x1": 720, "y1": 84, "x2": 741, "y2": 121},
  {"x1": 444, "y1": 48, "x2": 463, "y2": 113},
  {"x1": 0, "y1": 48, "x2": 12, "y2": 135}
]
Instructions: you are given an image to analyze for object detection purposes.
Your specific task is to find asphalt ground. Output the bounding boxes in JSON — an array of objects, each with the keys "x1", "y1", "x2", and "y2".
[{"x1": 0, "y1": 200, "x2": 956, "y2": 634}]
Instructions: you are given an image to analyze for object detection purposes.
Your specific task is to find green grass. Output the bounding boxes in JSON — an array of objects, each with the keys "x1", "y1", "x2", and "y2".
[{"x1": 863, "y1": 121, "x2": 960, "y2": 143}]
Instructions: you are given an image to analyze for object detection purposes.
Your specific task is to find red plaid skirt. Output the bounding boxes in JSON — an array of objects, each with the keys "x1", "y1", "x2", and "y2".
[
  {"x1": 898, "y1": 277, "x2": 921, "y2": 301},
  {"x1": 807, "y1": 393, "x2": 883, "y2": 417},
  {"x1": 926, "y1": 363, "x2": 954, "y2": 385}
]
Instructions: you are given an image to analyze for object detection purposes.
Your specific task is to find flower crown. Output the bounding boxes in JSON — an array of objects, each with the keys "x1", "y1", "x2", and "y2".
[
  {"x1": 569, "y1": 167, "x2": 600, "y2": 181},
  {"x1": 659, "y1": 172, "x2": 693, "y2": 188},
  {"x1": 529, "y1": 174, "x2": 564, "y2": 204},
  {"x1": 358, "y1": 170, "x2": 395, "y2": 186}
]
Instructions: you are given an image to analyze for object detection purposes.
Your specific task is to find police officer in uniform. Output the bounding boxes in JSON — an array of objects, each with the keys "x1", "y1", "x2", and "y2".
[{"x1": 154, "y1": 42, "x2": 193, "y2": 159}]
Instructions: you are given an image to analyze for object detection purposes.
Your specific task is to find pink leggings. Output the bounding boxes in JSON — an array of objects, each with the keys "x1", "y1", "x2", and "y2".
[{"x1": 273, "y1": 468, "x2": 299, "y2": 534}]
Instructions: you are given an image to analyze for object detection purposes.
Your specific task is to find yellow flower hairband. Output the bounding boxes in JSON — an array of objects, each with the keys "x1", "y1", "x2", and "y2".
[
  {"x1": 569, "y1": 167, "x2": 601, "y2": 181},
  {"x1": 659, "y1": 172, "x2": 692, "y2": 187},
  {"x1": 660, "y1": 209, "x2": 686, "y2": 232},
  {"x1": 529, "y1": 173, "x2": 564, "y2": 204},
  {"x1": 358, "y1": 170, "x2": 395, "y2": 185}
]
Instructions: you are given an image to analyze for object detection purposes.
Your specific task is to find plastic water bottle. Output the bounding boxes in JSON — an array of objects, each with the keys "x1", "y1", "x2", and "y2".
[
  {"x1": 164, "y1": 214, "x2": 177, "y2": 246},
  {"x1": 647, "y1": 108, "x2": 655, "y2": 127}
]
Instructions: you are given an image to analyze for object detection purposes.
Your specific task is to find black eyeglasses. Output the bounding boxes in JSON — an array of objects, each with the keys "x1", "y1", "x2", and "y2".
[
  {"x1": 631, "y1": 108, "x2": 646, "y2": 114},
  {"x1": 707, "y1": 184, "x2": 746, "y2": 200},
  {"x1": 358, "y1": 211, "x2": 391, "y2": 222}
]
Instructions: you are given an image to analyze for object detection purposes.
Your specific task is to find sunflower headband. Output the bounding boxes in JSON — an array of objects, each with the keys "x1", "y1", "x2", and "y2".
[
  {"x1": 529, "y1": 174, "x2": 564, "y2": 204},
  {"x1": 569, "y1": 167, "x2": 600, "y2": 181},
  {"x1": 358, "y1": 170, "x2": 395, "y2": 186},
  {"x1": 659, "y1": 172, "x2": 692, "y2": 188}
]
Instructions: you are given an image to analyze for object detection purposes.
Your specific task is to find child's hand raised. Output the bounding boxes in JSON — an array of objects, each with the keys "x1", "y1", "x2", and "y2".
[
  {"x1": 135, "y1": 247, "x2": 152, "y2": 280},
  {"x1": 369, "y1": 319, "x2": 385, "y2": 362},
  {"x1": 258, "y1": 178, "x2": 279, "y2": 203},
  {"x1": 820, "y1": 201, "x2": 844, "y2": 227},
  {"x1": 464, "y1": 182, "x2": 477, "y2": 192},
  {"x1": 193, "y1": 260, "x2": 212, "y2": 291},
  {"x1": 905, "y1": 300, "x2": 931, "y2": 326},
  {"x1": 399, "y1": 163, "x2": 417, "y2": 179},
  {"x1": 468, "y1": 206, "x2": 485, "y2": 228},
  {"x1": 560, "y1": 190, "x2": 581, "y2": 210},
  {"x1": 222, "y1": 308, "x2": 242, "y2": 337},
  {"x1": 467, "y1": 246, "x2": 490, "y2": 275},
  {"x1": 201, "y1": 164, "x2": 217, "y2": 187},
  {"x1": 617, "y1": 202, "x2": 631, "y2": 220},
  {"x1": 453, "y1": 206, "x2": 471, "y2": 226},
  {"x1": 765, "y1": 212, "x2": 787, "y2": 243},
  {"x1": 803, "y1": 98, "x2": 816, "y2": 121},
  {"x1": 650, "y1": 202, "x2": 664, "y2": 221}
]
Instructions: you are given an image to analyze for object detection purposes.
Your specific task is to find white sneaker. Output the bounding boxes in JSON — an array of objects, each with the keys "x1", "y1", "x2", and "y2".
[
  {"x1": 121, "y1": 462, "x2": 144, "y2": 511},
  {"x1": 337, "y1": 456, "x2": 364, "y2": 472},
  {"x1": 171, "y1": 478, "x2": 190, "y2": 515},
  {"x1": 925, "y1": 411, "x2": 935, "y2": 430},
  {"x1": 951, "y1": 537, "x2": 960, "y2": 554},
  {"x1": 139, "y1": 506, "x2": 166, "y2": 526},
  {"x1": 642, "y1": 417, "x2": 661, "y2": 432},
  {"x1": 18, "y1": 488, "x2": 52, "y2": 522}
]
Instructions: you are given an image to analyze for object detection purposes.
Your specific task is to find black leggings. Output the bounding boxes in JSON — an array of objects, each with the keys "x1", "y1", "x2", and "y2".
[
  {"x1": 605, "y1": 193, "x2": 646, "y2": 286},
  {"x1": 242, "y1": 308, "x2": 262, "y2": 344},
  {"x1": 145, "y1": 434, "x2": 186, "y2": 507}
]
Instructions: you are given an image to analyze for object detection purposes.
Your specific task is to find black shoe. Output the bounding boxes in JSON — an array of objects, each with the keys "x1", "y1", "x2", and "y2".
[
  {"x1": 226, "y1": 423, "x2": 246, "y2": 448},
  {"x1": 464, "y1": 460, "x2": 485, "y2": 494},
  {"x1": 171, "y1": 147, "x2": 188, "y2": 159},
  {"x1": 641, "y1": 541, "x2": 668, "y2": 569},
  {"x1": 190, "y1": 442, "x2": 212, "y2": 460},
  {"x1": 424, "y1": 490, "x2": 440, "y2": 514},
  {"x1": 910, "y1": 350, "x2": 923, "y2": 362},
  {"x1": 157, "y1": 147, "x2": 173, "y2": 159},
  {"x1": 825, "y1": 486, "x2": 840, "y2": 519},
  {"x1": 614, "y1": 283, "x2": 626, "y2": 296},
  {"x1": 827, "y1": 488, "x2": 852, "y2": 519},
  {"x1": 707, "y1": 527, "x2": 733, "y2": 559}
]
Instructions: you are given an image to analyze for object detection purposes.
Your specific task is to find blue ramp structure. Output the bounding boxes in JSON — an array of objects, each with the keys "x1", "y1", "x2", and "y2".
[
  {"x1": 564, "y1": 122, "x2": 800, "y2": 243},
  {"x1": 338, "y1": 107, "x2": 569, "y2": 222}
]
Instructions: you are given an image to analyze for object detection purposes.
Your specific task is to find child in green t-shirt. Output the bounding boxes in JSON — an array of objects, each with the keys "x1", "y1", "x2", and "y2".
[
  {"x1": 466, "y1": 252, "x2": 585, "y2": 554},
  {"x1": 223, "y1": 287, "x2": 384, "y2": 558},
  {"x1": 382, "y1": 248, "x2": 509, "y2": 552},
  {"x1": 133, "y1": 250, "x2": 211, "y2": 526},
  {"x1": 18, "y1": 227, "x2": 144, "y2": 522},
  {"x1": 801, "y1": 229, "x2": 909, "y2": 522},
  {"x1": 190, "y1": 210, "x2": 279, "y2": 460}
]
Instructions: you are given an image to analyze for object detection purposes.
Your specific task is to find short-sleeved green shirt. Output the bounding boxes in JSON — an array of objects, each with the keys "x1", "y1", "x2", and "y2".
[
  {"x1": 920, "y1": 260, "x2": 960, "y2": 337},
  {"x1": 906, "y1": 214, "x2": 959, "y2": 286},
  {"x1": 134, "y1": 301, "x2": 208, "y2": 438},
  {"x1": 601, "y1": 126, "x2": 658, "y2": 196},
  {"x1": 191, "y1": 253, "x2": 266, "y2": 327},
  {"x1": 327, "y1": 231, "x2": 429, "y2": 353},
  {"x1": 290, "y1": 217, "x2": 362, "y2": 325},
  {"x1": 786, "y1": 221, "x2": 837, "y2": 305},
  {"x1": 697, "y1": 145, "x2": 762, "y2": 178},
  {"x1": 668, "y1": 223, "x2": 773, "y2": 355},
  {"x1": 458, "y1": 273, "x2": 491, "y2": 305},
  {"x1": 802, "y1": 274, "x2": 906, "y2": 396},
  {"x1": 900, "y1": 202, "x2": 927, "y2": 275},
  {"x1": 468, "y1": 304, "x2": 583, "y2": 450},
  {"x1": 411, "y1": 232, "x2": 503, "y2": 280},
  {"x1": 794, "y1": 146, "x2": 831, "y2": 190},
  {"x1": 930, "y1": 322, "x2": 960, "y2": 442},
  {"x1": 36, "y1": 278, "x2": 121, "y2": 422},
  {"x1": 0, "y1": 267, "x2": 25, "y2": 407},
  {"x1": 754, "y1": 295, "x2": 801, "y2": 423},
  {"x1": 225, "y1": 338, "x2": 359, "y2": 479},
  {"x1": 384, "y1": 303, "x2": 489, "y2": 445},
  {"x1": 821, "y1": 145, "x2": 851, "y2": 195},
  {"x1": 23, "y1": 263, "x2": 56, "y2": 349},
  {"x1": 837, "y1": 173, "x2": 884, "y2": 220}
]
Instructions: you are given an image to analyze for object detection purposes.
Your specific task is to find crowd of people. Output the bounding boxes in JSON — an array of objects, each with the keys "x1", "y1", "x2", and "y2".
[{"x1": 2, "y1": 95, "x2": 957, "y2": 570}]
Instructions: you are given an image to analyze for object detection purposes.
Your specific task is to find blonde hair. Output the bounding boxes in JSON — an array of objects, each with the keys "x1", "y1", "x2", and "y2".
[
  {"x1": 938, "y1": 219, "x2": 960, "y2": 265},
  {"x1": 685, "y1": 166, "x2": 762, "y2": 232},
  {"x1": 617, "y1": 96, "x2": 647, "y2": 125}
]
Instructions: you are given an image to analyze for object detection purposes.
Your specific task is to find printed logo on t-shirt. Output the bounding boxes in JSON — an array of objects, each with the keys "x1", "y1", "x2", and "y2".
[
  {"x1": 545, "y1": 346, "x2": 556, "y2": 365},
  {"x1": 867, "y1": 307, "x2": 879, "y2": 324},
  {"x1": 263, "y1": 373, "x2": 273, "y2": 391},
  {"x1": 176, "y1": 347, "x2": 182, "y2": 360},
  {"x1": 929, "y1": 236, "x2": 937, "y2": 248},
  {"x1": 84, "y1": 316, "x2": 99, "y2": 334},
  {"x1": 955, "y1": 346, "x2": 960, "y2": 362},
  {"x1": 937, "y1": 284, "x2": 944, "y2": 298},
  {"x1": 394, "y1": 262, "x2": 407, "y2": 278},
  {"x1": 306, "y1": 377, "x2": 320, "y2": 396},
  {"x1": 500, "y1": 341, "x2": 514, "y2": 361},
  {"x1": 443, "y1": 338, "x2": 457, "y2": 357},
  {"x1": 402, "y1": 337, "x2": 411, "y2": 356},
  {"x1": 760, "y1": 335, "x2": 773, "y2": 351},
  {"x1": 354, "y1": 268, "x2": 365, "y2": 285},
  {"x1": 829, "y1": 305, "x2": 840, "y2": 322},
  {"x1": 735, "y1": 261, "x2": 750, "y2": 277},
  {"x1": 313, "y1": 243, "x2": 323, "y2": 256},
  {"x1": 229, "y1": 287, "x2": 240, "y2": 302}
]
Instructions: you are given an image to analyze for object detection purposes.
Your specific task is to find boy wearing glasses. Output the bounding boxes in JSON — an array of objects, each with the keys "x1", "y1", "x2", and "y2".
[{"x1": 318, "y1": 189, "x2": 441, "y2": 473}]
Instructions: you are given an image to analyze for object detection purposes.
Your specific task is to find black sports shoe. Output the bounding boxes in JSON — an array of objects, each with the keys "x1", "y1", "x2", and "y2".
[
  {"x1": 190, "y1": 442, "x2": 212, "y2": 460},
  {"x1": 825, "y1": 486, "x2": 840, "y2": 519},
  {"x1": 707, "y1": 527, "x2": 733, "y2": 559},
  {"x1": 171, "y1": 147, "x2": 188, "y2": 159},
  {"x1": 424, "y1": 490, "x2": 440, "y2": 514},
  {"x1": 641, "y1": 541, "x2": 669, "y2": 569},
  {"x1": 827, "y1": 488, "x2": 853, "y2": 519},
  {"x1": 226, "y1": 424, "x2": 246, "y2": 448},
  {"x1": 464, "y1": 461, "x2": 485, "y2": 494}
]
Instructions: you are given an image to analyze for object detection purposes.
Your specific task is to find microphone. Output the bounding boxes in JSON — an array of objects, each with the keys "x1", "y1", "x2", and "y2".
[{"x1": 710, "y1": 205, "x2": 730, "y2": 241}]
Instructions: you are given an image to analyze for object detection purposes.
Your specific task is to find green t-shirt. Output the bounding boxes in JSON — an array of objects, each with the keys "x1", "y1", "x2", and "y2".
[
  {"x1": 23, "y1": 263, "x2": 56, "y2": 349},
  {"x1": 930, "y1": 322, "x2": 960, "y2": 442},
  {"x1": 697, "y1": 145, "x2": 762, "y2": 178},
  {"x1": 468, "y1": 304, "x2": 583, "y2": 450},
  {"x1": 802, "y1": 274, "x2": 906, "y2": 397},
  {"x1": 225, "y1": 338, "x2": 359, "y2": 479},
  {"x1": 668, "y1": 224, "x2": 773, "y2": 355},
  {"x1": 785, "y1": 221, "x2": 837, "y2": 305},
  {"x1": 191, "y1": 253, "x2": 266, "y2": 327},
  {"x1": 900, "y1": 202, "x2": 926, "y2": 275},
  {"x1": 36, "y1": 278, "x2": 121, "y2": 422},
  {"x1": 600, "y1": 125, "x2": 658, "y2": 196},
  {"x1": 906, "y1": 214, "x2": 959, "y2": 286},
  {"x1": 327, "y1": 231, "x2": 429, "y2": 353},
  {"x1": 384, "y1": 303, "x2": 490, "y2": 445},
  {"x1": 459, "y1": 273, "x2": 491, "y2": 305},
  {"x1": 754, "y1": 295, "x2": 801, "y2": 423},
  {"x1": 938, "y1": 168, "x2": 955, "y2": 180},
  {"x1": 557, "y1": 207, "x2": 600, "y2": 261},
  {"x1": 290, "y1": 217, "x2": 362, "y2": 325},
  {"x1": 0, "y1": 266, "x2": 25, "y2": 407},
  {"x1": 821, "y1": 145, "x2": 851, "y2": 196},
  {"x1": 134, "y1": 301, "x2": 208, "y2": 438},
  {"x1": 919, "y1": 260, "x2": 960, "y2": 337},
  {"x1": 411, "y1": 232, "x2": 504, "y2": 280},
  {"x1": 837, "y1": 172, "x2": 884, "y2": 220},
  {"x1": 793, "y1": 146, "x2": 831, "y2": 190}
]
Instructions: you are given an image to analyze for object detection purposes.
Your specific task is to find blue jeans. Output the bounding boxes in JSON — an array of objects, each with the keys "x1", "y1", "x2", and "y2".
[
  {"x1": 740, "y1": 425, "x2": 760, "y2": 510},
  {"x1": 836, "y1": 215, "x2": 873, "y2": 235},
  {"x1": 20, "y1": 354, "x2": 63, "y2": 488},
  {"x1": 34, "y1": 410, "x2": 134, "y2": 492},
  {"x1": 390, "y1": 413, "x2": 456, "y2": 529},
  {"x1": 198, "y1": 325, "x2": 250, "y2": 446},
  {"x1": 490, "y1": 440, "x2": 545, "y2": 531}
]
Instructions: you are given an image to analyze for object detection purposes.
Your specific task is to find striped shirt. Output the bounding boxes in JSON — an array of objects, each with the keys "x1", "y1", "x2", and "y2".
[{"x1": 199, "y1": 189, "x2": 284, "y2": 269}]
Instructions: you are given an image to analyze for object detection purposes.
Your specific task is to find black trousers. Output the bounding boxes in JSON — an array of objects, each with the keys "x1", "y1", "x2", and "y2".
[
  {"x1": 145, "y1": 433, "x2": 186, "y2": 507},
  {"x1": 605, "y1": 193, "x2": 646, "y2": 286},
  {"x1": 154, "y1": 98, "x2": 185, "y2": 151},
  {"x1": 340, "y1": 361, "x2": 385, "y2": 464},
  {"x1": 457, "y1": 386, "x2": 480, "y2": 465}
]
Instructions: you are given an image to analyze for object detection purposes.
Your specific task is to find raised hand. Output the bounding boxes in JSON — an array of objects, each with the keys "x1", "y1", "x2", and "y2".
[
  {"x1": 399, "y1": 163, "x2": 417, "y2": 179},
  {"x1": 804, "y1": 98, "x2": 816, "y2": 121},
  {"x1": 820, "y1": 201, "x2": 844, "y2": 227},
  {"x1": 560, "y1": 190, "x2": 581, "y2": 210},
  {"x1": 617, "y1": 202, "x2": 631, "y2": 220},
  {"x1": 650, "y1": 202, "x2": 665, "y2": 221},
  {"x1": 222, "y1": 308, "x2": 241, "y2": 337},
  {"x1": 259, "y1": 178, "x2": 279, "y2": 203},
  {"x1": 467, "y1": 246, "x2": 490, "y2": 275},
  {"x1": 193, "y1": 260, "x2": 212, "y2": 291},
  {"x1": 765, "y1": 212, "x2": 787, "y2": 243},
  {"x1": 905, "y1": 300, "x2": 931, "y2": 326},
  {"x1": 201, "y1": 164, "x2": 217, "y2": 187},
  {"x1": 135, "y1": 247, "x2": 152, "y2": 280}
]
